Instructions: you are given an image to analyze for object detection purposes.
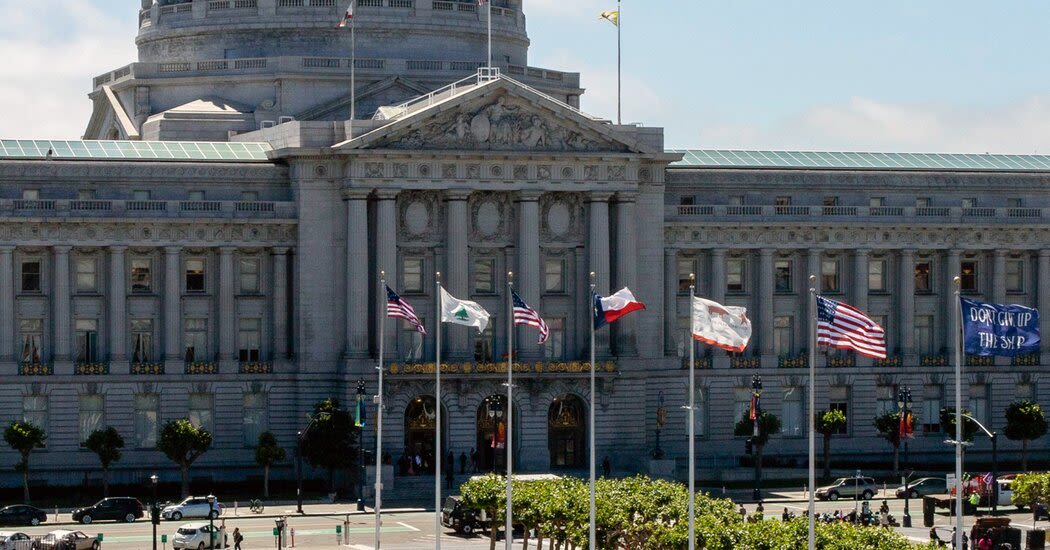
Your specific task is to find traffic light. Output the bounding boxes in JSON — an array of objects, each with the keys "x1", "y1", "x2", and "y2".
[
  {"x1": 150, "y1": 505, "x2": 160, "y2": 525},
  {"x1": 745, "y1": 438, "x2": 753, "y2": 456}
]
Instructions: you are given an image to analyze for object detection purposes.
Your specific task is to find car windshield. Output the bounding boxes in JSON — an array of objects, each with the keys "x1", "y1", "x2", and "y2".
[
  {"x1": 832, "y1": 478, "x2": 848, "y2": 485},
  {"x1": 177, "y1": 528, "x2": 198, "y2": 535}
]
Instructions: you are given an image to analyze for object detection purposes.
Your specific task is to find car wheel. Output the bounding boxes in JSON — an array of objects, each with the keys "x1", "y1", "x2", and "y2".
[
  {"x1": 862, "y1": 490, "x2": 874, "y2": 500},
  {"x1": 198, "y1": 543, "x2": 206, "y2": 550},
  {"x1": 81, "y1": 514, "x2": 93, "y2": 524},
  {"x1": 30, "y1": 517, "x2": 39, "y2": 526},
  {"x1": 461, "y1": 523, "x2": 474, "y2": 535},
  {"x1": 172, "y1": 511, "x2": 183, "y2": 521},
  {"x1": 92, "y1": 542, "x2": 100, "y2": 550},
  {"x1": 909, "y1": 490, "x2": 919, "y2": 499},
  {"x1": 209, "y1": 510, "x2": 219, "y2": 519},
  {"x1": 123, "y1": 512, "x2": 136, "y2": 523},
  {"x1": 827, "y1": 491, "x2": 839, "y2": 501}
]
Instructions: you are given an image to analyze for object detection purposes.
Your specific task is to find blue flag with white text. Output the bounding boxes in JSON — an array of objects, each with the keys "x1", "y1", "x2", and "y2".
[{"x1": 961, "y1": 297, "x2": 1040, "y2": 356}]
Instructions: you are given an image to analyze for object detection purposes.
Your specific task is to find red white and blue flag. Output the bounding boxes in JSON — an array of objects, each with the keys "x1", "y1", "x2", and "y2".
[
  {"x1": 816, "y1": 295, "x2": 886, "y2": 359},
  {"x1": 512, "y1": 289, "x2": 549, "y2": 344},
  {"x1": 387, "y1": 285, "x2": 426, "y2": 335},
  {"x1": 337, "y1": 1, "x2": 354, "y2": 28},
  {"x1": 477, "y1": 0, "x2": 488, "y2": 5},
  {"x1": 593, "y1": 287, "x2": 646, "y2": 329}
]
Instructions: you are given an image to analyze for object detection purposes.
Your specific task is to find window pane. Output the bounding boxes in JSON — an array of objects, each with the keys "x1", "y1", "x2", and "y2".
[
  {"x1": 131, "y1": 258, "x2": 152, "y2": 292},
  {"x1": 185, "y1": 319, "x2": 208, "y2": 362},
  {"x1": 544, "y1": 318, "x2": 565, "y2": 360},
  {"x1": 774, "y1": 259, "x2": 792, "y2": 292},
  {"x1": 239, "y1": 258, "x2": 260, "y2": 294},
  {"x1": 544, "y1": 258, "x2": 565, "y2": 293},
  {"x1": 677, "y1": 258, "x2": 696, "y2": 292},
  {"x1": 727, "y1": 259, "x2": 745, "y2": 292},
  {"x1": 131, "y1": 319, "x2": 153, "y2": 363},
  {"x1": 21, "y1": 261, "x2": 41, "y2": 292},
  {"x1": 473, "y1": 258, "x2": 494, "y2": 293},
  {"x1": 188, "y1": 393, "x2": 214, "y2": 432},
  {"x1": 401, "y1": 319, "x2": 425, "y2": 362},
  {"x1": 474, "y1": 325, "x2": 493, "y2": 362},
  {"x1": 821, "y1": 259, "x2": 839, "y2": 292},
  {"x1": 781, "y1": 387, "x2": 803, "y2": 436},
  {"x1": 243, "y1": 392, "x2": 268, "y2": 446},
  {"x1": 238, "y1": 318, "x2": 262, "y2": 362},
  {"x1": 75, "y1": 258, "x2": 97, "y2": 292},
  {"x1": 75, "y1": 320, "x2": 98, "y2": 363},
  {"x1": 403, "y1": 257, "x2": 423, "y2": 293},
  {"x1": 134, "y1": 394, "x2": 158, "y2": 448},
  {"x1": 185, "y1": 259, "x2": 205, "y2": 292},
  {"x1": 960, "y1": 261, "x2": 978, "y2": 292},
  {"x1": 774, "y1": 316, "x2": 792, "y2": 355},
  {"x1": 868, "y1": 259, "x2": 886, "y2": 291},
  {"x1": 1006, "y1": 259, "x2": 1024, "y2": 293},
  {"x1": 19, "y1": 319, "x2": 42, "y2": 364},
  {"x1": 79, "y1": 395, "x2": 104, "y2": 442},
  {"x1": 23, "y1": 395, "x2": 48, "y2": 431},
  {"x1": 914, "y1": 262, "x2": 931, "y2": 292},
  {"x1": 914, "y1": 315, "x2": 934, "y2": 355}
]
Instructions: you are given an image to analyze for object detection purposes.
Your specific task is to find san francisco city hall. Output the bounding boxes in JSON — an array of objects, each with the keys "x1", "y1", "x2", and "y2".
[{"x1": 0, "y1": 0, "x2": 1048, "y2": 490}]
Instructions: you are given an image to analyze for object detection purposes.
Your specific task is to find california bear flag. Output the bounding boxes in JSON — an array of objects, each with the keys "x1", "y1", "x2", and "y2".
[{"x1": 440, "y1": 287, "x2": 491, "y2": 333}]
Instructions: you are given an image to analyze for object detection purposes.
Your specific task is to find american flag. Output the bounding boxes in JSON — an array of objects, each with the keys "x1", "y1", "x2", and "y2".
[
  {"x1": 816, "y1": 295, "x2": 887, "y2": 359},
  {"x1": 336, "y1": 1, "x2": 354, "y2": 28},
  {"x1": 387, "y1": 285, "x2": 426, "y2": 335},
  {"x1": 512, "y1": 289, "x2": 549, "y2": 344}
]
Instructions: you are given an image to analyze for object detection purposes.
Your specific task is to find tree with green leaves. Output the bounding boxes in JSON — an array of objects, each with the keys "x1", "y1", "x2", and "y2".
[
  {"x1": 816, "y1": 409, "x2": 847, "y2": 479},
  {"x1": 939, "y1": 407, "x2": 979, "y2": 442},
  {"x1": 83, "y1": 426, "x2": 125, "y2": 497},
  {"x1": 4, "y1": 421, "x2": 46, "y2": 503},
  {"x1": 157, "y1": 419, "x2": 213, "y2": 497},
  {"x1": 873, "y1": 411, "x2": 904, "y2": 475},
  {"x1": 1004, "y1": 400, "x2": 1048, "y2": 471},
  {"x1": 301, "y1": 398, "x2": 357, "y2": 492},
  {"x1": 255, "y1": 431, "x2": 286, "y2": 499},
  {"x1": 734, "y1": 410, "x2": 781, "y2": 494},
  {"x1": 460, "y1": 473, "x2": 506, "y2": 550}
]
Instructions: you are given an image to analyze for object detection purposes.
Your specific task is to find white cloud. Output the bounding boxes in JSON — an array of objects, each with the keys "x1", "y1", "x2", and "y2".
[
  {"x1": 689, "y1": 96, "x2": 1050, "y2": 154},
  {"x1": 0, "y1": 3, "x2": 136, "y2": 139}
]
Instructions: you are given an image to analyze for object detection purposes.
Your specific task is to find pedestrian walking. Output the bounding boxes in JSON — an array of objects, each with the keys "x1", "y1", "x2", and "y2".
[
  {"x1": 233, "y1": 527, "x2": 244, "y2": 550},
  {"x1": 470, "y1": 447, "x2": 479, "y2": 473},
  {"x1": 445, "y1": 451, "x2": 455, "y2": 490},
  {"x1": 602, "y1": 456, "x2": 611, "y2": 478},
  {"x1": 459, "y1": 451, "x2": 467, "y2": 474}
]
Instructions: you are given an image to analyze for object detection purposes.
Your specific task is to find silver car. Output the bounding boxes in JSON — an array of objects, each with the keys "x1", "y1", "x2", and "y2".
[
  {"x1": 816, "y1": 476, "x2": 877, "y2": 501},
  {"x1": 162, "y1": 497, "x2": 223, "y2": 521},
  {"x1": 0, "y1": 531, "x2": 32, "y2": 550}
]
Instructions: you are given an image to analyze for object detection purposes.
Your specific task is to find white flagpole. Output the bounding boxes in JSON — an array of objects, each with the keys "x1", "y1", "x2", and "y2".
[
  {"x1": 687, "y1": 273, "x2": 695, "y2": 550},
  {"x1": 350, "y1": 0, "x2": 356, "y2": 139},
  {"x1": 487, "y1": 0, "x2": 492, "y2": 69},
  {"x1": 505, "y1": 272, "x2": 514, "y2": 550},
  {"x1": 616, "y1": 0, "x2": 621, "y2": 125},
  {"x1": 588, "y1": 272, "x2": 597, "y2": 550},
  {"x1": 953, "y1": 275, "x2": 963, "y2": 550},
  {"x1": 435, "y1": 273, "x2": 443, "y2": 550},
  {"x1": 807, "y1": 275, "x2": 816, "y2": 550},
  {"x1": 375, "y1": 271, "x2": 386, "y2": 550}
]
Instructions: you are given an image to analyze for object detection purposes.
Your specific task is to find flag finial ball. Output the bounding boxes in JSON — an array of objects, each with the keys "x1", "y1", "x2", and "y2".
[
  {"x1": 380, "y1": 270, "x2": 385, "y2": 279},
  {"x1": 808, "y1": 274, "x2": 816, "y2": 282},
  {"x1": 953, "y1": 276, "x2": 961, "y2": 285},
  {"x1": 689, "y1": 272, "x2": 695, "y2": 281}
]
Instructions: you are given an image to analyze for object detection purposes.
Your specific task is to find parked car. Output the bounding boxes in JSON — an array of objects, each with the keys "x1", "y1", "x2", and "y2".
[
  {"x1": 161, "y1": 497, "x2": 223, "y2": 521},
  {"x1": 441, "y1": 496, "x2": 485, "y2": 536},
  {"x1": 171, "y1": 522, "x2": 226, "y2": 550},
  {"x1": 71, "y1": 497, "x2": 144, "y2": 524},
  {"x1": 816, "y1": 476, "x2": 877, "y2": 501},
  {"x1": 0, "y1": 531, "x2": 32, "y2": 550},
  {"x1": 34, "y1": 530, "x2": 98, "y2": 550},
  {"x1": 0, "y1": 506, "x2": 46, "y2": 527},
  {"x1": 895, "y1": 477, "x2": 947, "y2": 499}
]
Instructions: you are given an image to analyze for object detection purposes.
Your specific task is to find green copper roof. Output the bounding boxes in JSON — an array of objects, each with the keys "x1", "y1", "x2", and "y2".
[
  {"x1": 0, "y1": 140, "x2": 272, "y2": 162},
  {"x1": 667, "y1": 149, "x2": 1050, "y2": 172}
]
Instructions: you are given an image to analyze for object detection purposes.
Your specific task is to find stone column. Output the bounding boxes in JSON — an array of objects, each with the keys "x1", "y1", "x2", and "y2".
[
  {"x1": 446, "y1": 190, "x2": 471, "y2": 360},
  {"x1": 1040, "y1": 251, "x2": 1050, "y2": 365},
  {"x1": 517, "y1": 192, "x2": 542, "y2": 361},
  {"x1": 663, "y1": 249, "x2": 678, "y2": 356},
  {"x1": 805, "y1": 249, "x2": 821, "y2": 355},
  {"x1": 992, "y1": 250, "x2": 1008, "y2": 366},
  {"x1": 614, "y1": 193, "x2": 638, "y2": 356},
  {"x1": 852, "y1": 249, "x2": 871, "y2": 367},
  {"x1": 218, "y1": 247, "x2": 236, "y2": 369},
  {"x1": 0, "y1": 247, "x2": 13, "y2": 363},
  {"x1": 345, "y1": 192, "x2": 370, "y2": 359},
  {"x1": 109, "y1": 246, "x2": 128, "y2": 369},
  {"x1": 758, "y1": 249, "x2": 775, "y2": 366},
  {"x1": 588, "y1": 193, "x2": 612, "y2": 357},
  {"x1": 899, "y1": 249, "x2": 915, "y2": 361},
  {"x1": 710, "y1": 248, "x2": 727, "y2": 368},
  {"x1": 52, "y1": 246, "x2": 72, "y2": 371},
  {"x1": 375, "y1": 191, "x2": 398, "y2": 359},
  {"x1": 945, "y1": 249, "x2": 961, "y2": 359},
  {"x1": 272, "y1": 247, "x2": 289, "y2": 362},
  {"x1": 163, "y1": 246, "x2": 182, "y2": 366}
]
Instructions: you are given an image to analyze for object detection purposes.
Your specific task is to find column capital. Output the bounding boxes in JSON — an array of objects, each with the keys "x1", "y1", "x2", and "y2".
[
  {"x1": 946, "y1": 249, "x2": 961, "y2": 258},
  {"x1": 0, "y1": 245, "x2": 14, "y2": 254},
  {"x1": 1041, "y1": 250, "x2": 1050, "y2": 259},
  {"x1": 806, "y1": 248, "x2": 821, "y2": 258},
  {"x1": 446, "y1": 189, "x2": 471, "y2": 201},
  {"x1": 710, "y1": 248, "x2": 727, "y2": 258},
  {"x1": 665, "y1": 248, "x2": 677, "y2": 259},
  {"x1": 342, "y1": 189, "x2": 371, "y2": 201},
  {"x1": 219, "y1": 246, "x2": 237, "y2": 256},
  {"x1": 375, "y1": 189, "x2": 399, "y2": 201},
  {"x1": 759, "y1": 248, "x2": 774, "y2": 257},
  {"x1": 53, "y1": 245, "x2": 71, "y2": 254},
  {"x1": 586, "y1": 192, "x2": 614, "y2": 203},
  {"x1": 164, "y1": 246, "x2": 182, "y2": 255},
  {"x1": 272, "y1": 246, "x2": 290, "y2": 256},
  {"x1": 516, "y1": 190, "x2": 543, "y2": 202},
  {"x1": 899, "y1": 249, "x2": 915, "y2": 258},
  {"x1": 994, "y1": 249, "x2": 1008, "y2": 258},
  {"x1": 614, "y1": 191, "x2": 637, "y2": 203},
  {"x1": 108, "y1": 245, "x2": 128, "y2": 254},
  {"x1": 854, "y1": 248, "x2": 870, "y2": 257}
]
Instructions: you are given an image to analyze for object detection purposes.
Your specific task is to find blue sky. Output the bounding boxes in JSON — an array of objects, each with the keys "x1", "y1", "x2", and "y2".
[{"x1": 4, "y1": 0, "x2": 1050, "y2": 153}]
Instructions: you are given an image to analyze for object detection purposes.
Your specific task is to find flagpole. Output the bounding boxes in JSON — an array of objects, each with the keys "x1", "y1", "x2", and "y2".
[
  {"x1": 487, "y1": 0, "x2": 492, "y2": 69},
  {"x1": 350, "y1": 0, "x2": 356, "y2": 139},
  {"x1": 588, "y1": 271, "x2": 597, "y2": 550},
  {"x1": 807, "y1": 275, "x2": 816, "y2": 550},
  {"x1": 435, "y1": 272, "x2": 443, "y2": 550},
  {"x1": 505, "y1": 272, "x2": 514, "y2": 550},
  {"x1": 375, "y1": 271, "x2": 386, "y2": 550},
  {"x1": 687, "y1": 273, "x2": 695, "y2": 550},
  {"x1": 953, "y1": 275, "x2": 963, "y2": 550},
  {"x1": 616, "y1": 0, "x2": 621, "y2": 125}
]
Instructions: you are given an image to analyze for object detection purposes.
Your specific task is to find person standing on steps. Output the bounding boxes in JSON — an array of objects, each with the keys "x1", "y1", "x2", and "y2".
[
  {"x1": 459, "y1": 451, "x2": 467, "y2": 474},
  {"x1": 602, "y1": 456, "x2": 611, "y2": 478},
  {"x1": 445, "y1": 451, "x2": 455, "y2": 490}
]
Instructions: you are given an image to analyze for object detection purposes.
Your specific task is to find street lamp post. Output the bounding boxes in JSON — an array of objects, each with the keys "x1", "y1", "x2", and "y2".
[
  {"x1": 751, "y1": 374, "x2": 762, "y2": 501},
  {"x1": 207, "y1": 494, "x2": 216, "y2": 549},
  {"x1": 357, "y1": 379, "x2": 367, "y2": 512},
  {"x1": 150, "y1": 475, "x2": 158, "y2": 550},
  {"x1": 296, "y1": 430, "x2": 304, "y2": 514},
  {"x1": 897, "y1": 386, "x2": 912, "y2": 527}
]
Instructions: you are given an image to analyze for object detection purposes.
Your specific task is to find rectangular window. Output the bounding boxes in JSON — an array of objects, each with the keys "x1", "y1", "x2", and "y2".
[
  {"x1": 916, "y1": 197, "x2": 931, "y2": 208},
  {"x1": 185, "y1": 258, "x2": 205, "y2": 292},
  {"x1": 773, "y1": 316, "x2": 792, "y2": 356},
  {"x1": 868, "y1": 259, "x2": 886, "y2": 292},
  {"x1": 240, "y1": 191, "x2": 258, "y2": 201},
  {"x1": 243, "y1": 392, "x2": 268, "y2": 446},
  {"x1": 79, "y1": 394, "x2": 104, "y2": 442},
  {"x1": 22, "y1": 189, "x2": 39, "y2": 200},
  {"x1": 21, "y1": 260, "x2": 41, "y2": 293},
  {"x1": 875, "y1": 385, "x2": 898, "y2": 417},
  {"x1": 728, "y1": 195, "x2": 744, "y2": 206},
  {"x1": 544, "y1": 257, "x2": 565, "y2": 293},
  {"x1": 922, "y1": 385, "x2": 943, "y2": 434},
  {"x1": 131, "y1": 258, "x2": 152, "y2": 293},
  {"x1": 544, "y1": 318, "x2": 565, "y2": 361},
  {"x1": 131, "y1": 319, "x2": 153, "y2": 363},
  {"x1": 1006, "y1": 259, "x2": 1024, "y2": 293},
  {"x1": 960, "y1": 260, "x2": 978, "y2": 293},
  {"x1": 238, "y1": 318, "x2": 261, "y2": 362},
  {"x1": 400, "y1": 319, "x2": 425, "y2": 362},
  {"x1": 133, "y1": 394, "x2": 158, "y2": 448},
  {"x1": 75, "y1": 257, "x2": 97, "y2": 293},
  {"x1": 239, "y1": 258, "x2": 260, "y2": 294},
  {"x1": 188, "y1": 393, "x2": 214, "y2": 432},
  {"x1": 1008, "y1": 198, "x2": 1024, "y2": 208},
  {"x1": 822, "y1": 196, "x2": 838, "y2": 207},
  {"x1": 962, "y1": 197, "x2": 977, "y2": 208},
  {"x1": 774, "y1": 259, "x2": 792, "y2": 292},
  {"x1": 132, "y1": 190, "x2": 151, "y2": 201},
  {"x1": 1017, "y1": 382, "x2": 1035, "y2": 400},
  {"x1": 474, "y1": 324, "x2": 493, "y2": 362},
  {"x1": 821, "y1": 259, "x2": 840, "y2": 292},
  {"x1": 75, "y1": 319, "x2": 99, "y2": 363},
  {"x1": 969, "y1": 384, "x2": 988, "y2": 427},
  {"x1": 19, "y1": 319, "x2": 42, "y2": 364},
  {"x1": 871, "y1": 315, "x2": 888, "y2": 348},
  {"x1": 781, "y1": 386, "x2": 804, "y2": 437},
  {"x1": 473, "y1": 257, "x2": 495, "y2": 294},
  {"x1": 914, "y1": 261, "x2": 931, "y2": 292},
  {"x1": 775, "y1": 196, "x2": 791, "y2": 206},
  {"x1": 726, "y1": 258, "x2": 745, "y2": 293},
  {"x1": 402, "y1": 257, "x2": 423, "y2": 293},
  {"x1": 734, "y1": 387, "x2": 753, "y2": 423},
  {"x1": 22, "y1": 395, "x2": 48, "y2": 431},
  {"x1": 677, "y1": 257, "x2": 697, "y2": 293},
  {"x1": 829, "y1": 386, "x2": 850, "y2": 435},
  {"x1": 679, "y1": 195, "x2": 695, "y2": 206},
  {"x1": 694, "y1": 388, "x2": 708, "y2": 437},
  {"x1": 184, "y1": 318, "x2": 208, "y2": 362},
  {"x1": 869, "y1": 197, "x2": 885, "y2": 208},
  {"x1": 914, "y1": 315, "x2": 934, "y2": 355},
  {"x1": 188, "y1": 190, "x2": 206, "y2": 201}
]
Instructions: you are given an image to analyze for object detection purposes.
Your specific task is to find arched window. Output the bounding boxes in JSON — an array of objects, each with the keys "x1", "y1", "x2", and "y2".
[{"x1": 548, "y1": 394, "x2": 586, "y2": 468}]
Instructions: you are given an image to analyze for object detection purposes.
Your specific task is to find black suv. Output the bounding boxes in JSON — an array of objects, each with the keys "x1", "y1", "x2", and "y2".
[
  {"x1": 441, "y1": 496, "x2": 484, "y2": 536},
  {"x1": 72, "y1": 497, "x2": 145, "y2": 524}
]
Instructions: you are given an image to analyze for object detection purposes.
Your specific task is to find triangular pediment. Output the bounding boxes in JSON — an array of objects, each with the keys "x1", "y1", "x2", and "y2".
[
  {"x1": 333, "y1": 78, "x2": 654, "y2": 155},
  {"x1": 296, "y1": 76, "x2": 433, "y2": 121},
  {"x1": 83, "y1": 86, "x2": 139, "y2": 140}
]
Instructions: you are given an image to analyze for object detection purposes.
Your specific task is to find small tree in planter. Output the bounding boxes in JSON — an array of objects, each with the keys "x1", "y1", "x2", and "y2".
[
  {"x1": 1004, "y1": 400, "x2": 1048, "y2": 471},
  {"x1": 4, "y1": 422, "x2": 45, "y2": 503},
  {"x1": 816, "y1": 409, "x2": 847, "y2": 479},
  {"x1": 157, "y1": 419, "x2": 212, "y2": 498}
]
